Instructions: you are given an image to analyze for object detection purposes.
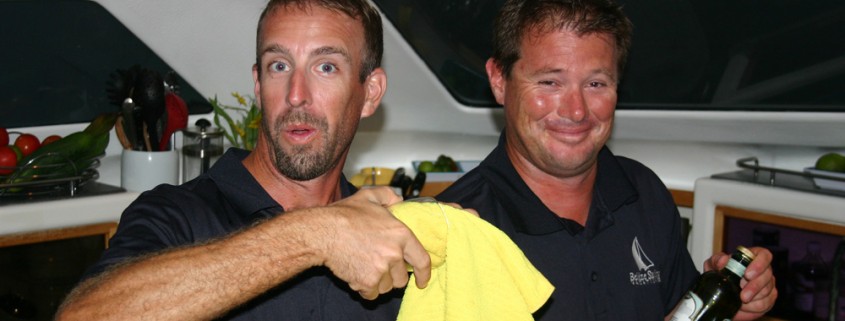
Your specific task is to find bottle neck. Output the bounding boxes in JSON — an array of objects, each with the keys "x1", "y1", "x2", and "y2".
[{"x1": 723, "y1": 257, "x2": 747, "y2": 284}]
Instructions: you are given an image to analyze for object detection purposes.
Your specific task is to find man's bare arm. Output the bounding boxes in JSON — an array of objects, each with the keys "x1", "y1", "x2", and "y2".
[{"x1": 56, "y1": 187, "x2": 430, "y2": 321}]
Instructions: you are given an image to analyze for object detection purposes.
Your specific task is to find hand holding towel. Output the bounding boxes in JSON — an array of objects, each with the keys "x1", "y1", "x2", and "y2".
[{"x1": 390, "y1": 201, "x2": 554, "y2": 321}]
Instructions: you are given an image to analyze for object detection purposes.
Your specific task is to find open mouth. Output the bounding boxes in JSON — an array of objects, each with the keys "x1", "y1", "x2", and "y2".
[{"x1": 285, "y1": 124, "x2": 317, "y2": 142}]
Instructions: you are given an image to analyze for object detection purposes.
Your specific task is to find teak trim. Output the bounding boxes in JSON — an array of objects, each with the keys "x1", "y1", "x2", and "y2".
[
  {"x1": 670, "y1": 189, "x2": 694, "y2": 208},
  {"x1": 0, "y1": 222, "x2": 118, "y2": 249}
]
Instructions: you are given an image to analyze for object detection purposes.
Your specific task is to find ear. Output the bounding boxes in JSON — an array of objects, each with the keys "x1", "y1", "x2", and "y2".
[
  {"x1": 252, "y1": 64, "x2": 262, "y2": 108},
  {"x1": 360, "y1": 68, "x2": 387, "y2": 118},
  {"x1": 485, "y1": 58, "x2": 506, "y2": 105}
]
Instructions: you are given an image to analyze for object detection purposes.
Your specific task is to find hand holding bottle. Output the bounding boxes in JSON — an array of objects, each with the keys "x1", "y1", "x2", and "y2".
[{"x1": 702, "y1": 246, "x2": 778, "y2": 320}]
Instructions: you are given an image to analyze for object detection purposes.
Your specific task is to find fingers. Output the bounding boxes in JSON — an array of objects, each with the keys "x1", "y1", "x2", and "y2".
[
  {"x1": 702, "y1": 252, "x2": 728, "y2": 272},
  {"x1": 402, "y1": 233, "x2": 431, "y2": 289},
  {"x1": 734, "y1": 247, "x2": 777, "y2": 320},
  {"x1": 740, "y1": 247, "x2": 776, "y2": 303},
  {"x1": 742, "y1": 247, "x2": 773, "y2": 280},
  {"x1": 734, "y1": 286, "x2": 777, "y2": 320},
  {"x1": 321, "y1": 191, "x2": 430, "y2": 300},
  {"x1": 355, "y1": 241, "x2": 427, "y2": 300},
  {"x1": 359, "y1": 186, "x2": 404, "y2": 207},
  {"x1": 362, "y1": 258, "x2": 415, "y2": 300},
  {"x1": 388, "y1": 261, "x2": 410, "y2": 290},
  {"x1": 357, "y1": 288, "x2": 378, "y2": 301}
]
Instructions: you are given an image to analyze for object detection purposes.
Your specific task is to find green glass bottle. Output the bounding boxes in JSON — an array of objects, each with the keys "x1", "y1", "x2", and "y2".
[{"x1": 669, "y1": 246, "x2": 756, "y2": 321}]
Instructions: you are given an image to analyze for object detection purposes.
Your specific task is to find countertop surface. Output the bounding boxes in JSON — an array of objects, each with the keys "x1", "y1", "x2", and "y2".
[{"x1": 0, "y1": 189, "x2": 139, "y2": 236}]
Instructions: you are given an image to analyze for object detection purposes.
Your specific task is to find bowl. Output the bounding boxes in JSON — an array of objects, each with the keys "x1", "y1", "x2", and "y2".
[
  {"x1": 804, "y1": 167, "x2": 845, "y2": 192},
  {"x1": 412, "y1": 160, "x2": 480, "y2": 182},
  {"x1": 349, "y1": 167, "x2": 396, "y2": 187}
]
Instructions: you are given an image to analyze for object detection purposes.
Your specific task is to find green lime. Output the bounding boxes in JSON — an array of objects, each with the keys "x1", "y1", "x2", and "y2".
[
  {"x1": 436, "y1": 154, "x2": 450, "y2": 165},
  {"x1": 418, "y1": 161, "x2": 434, "y2": 173},
  {"x1": 433, "y1": 164, "x2": 451, "y2": 172},
  {"x1": 815, "y1": 152, "x2": 845, "y2": 172},
  {"x1": 435, "y1": 154, "x2": 457, "y2": 171}
]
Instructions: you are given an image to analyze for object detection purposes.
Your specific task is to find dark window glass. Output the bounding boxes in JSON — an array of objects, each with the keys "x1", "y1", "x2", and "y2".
[
  {"x1": 0, "y1": 1, "x2": 211, "y2": 128},
  {"x1": 373, "y1": 0, "x2": 845, "y2": 111}
]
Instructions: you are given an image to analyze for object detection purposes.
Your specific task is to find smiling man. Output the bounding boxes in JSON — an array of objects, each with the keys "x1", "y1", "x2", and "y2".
[
  {"x1": 56, "y1": 1, "x2": 430, "y2": 320},
  {"x1": 437, "y1": 0, "x2": 777, "y2": 320}
]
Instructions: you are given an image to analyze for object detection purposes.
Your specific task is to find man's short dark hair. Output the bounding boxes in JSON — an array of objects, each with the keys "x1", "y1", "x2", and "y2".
[
  {"x1": 491, "y1": 0, "x2": 633, "y2": 79},
  {"x1": 255, "y1": 0, "x2": 383, "y2": 83}
]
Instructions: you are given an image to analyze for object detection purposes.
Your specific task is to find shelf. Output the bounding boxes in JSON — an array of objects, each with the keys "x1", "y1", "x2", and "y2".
[{"x1": 711, "y1": 157, "x2": 845, "y2": 199}]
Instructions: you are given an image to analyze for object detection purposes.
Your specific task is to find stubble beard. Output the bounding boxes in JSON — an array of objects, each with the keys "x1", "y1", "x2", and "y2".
[{"x1": 262, "y1": 110, "x2": 340, "y2": 181}]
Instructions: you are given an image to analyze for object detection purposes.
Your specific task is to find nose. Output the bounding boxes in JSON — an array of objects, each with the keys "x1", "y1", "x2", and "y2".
[
  {"x1": 557, "y1": 88, "x2": 587, "y2": 122},
  {"x1": 286, "y1": 69, "x2": 311, "y2": 108}
]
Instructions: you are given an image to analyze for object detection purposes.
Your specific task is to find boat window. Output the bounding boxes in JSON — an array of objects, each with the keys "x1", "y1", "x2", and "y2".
[
  {"x1": 373, "y1": 0, "x2": 845, "y2": 112},
  {"x1": 0, "y1": 1, "x2": 211, "y2": 129}
]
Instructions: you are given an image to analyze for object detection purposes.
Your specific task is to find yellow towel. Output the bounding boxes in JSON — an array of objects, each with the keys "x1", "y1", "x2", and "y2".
[{"x1": 390, "y1": 201, "x2": 554, "y2": 321}]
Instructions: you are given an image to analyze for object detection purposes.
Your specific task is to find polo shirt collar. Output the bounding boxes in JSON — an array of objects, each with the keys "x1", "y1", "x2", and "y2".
[
  {"x1": 207, "y1": 148, "x2": 357, "y2": 220},
  {"x1": 482, "y1": 132, "x2": 638, "y2": 236},
  {"x1": 594, "y1": 145, "x2": 639, "y2": 214}
]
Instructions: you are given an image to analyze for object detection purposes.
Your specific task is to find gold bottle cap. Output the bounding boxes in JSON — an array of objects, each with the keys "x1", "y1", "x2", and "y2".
[{"x1": 736, "y1": 245, "x2": 755, "y2": 260}]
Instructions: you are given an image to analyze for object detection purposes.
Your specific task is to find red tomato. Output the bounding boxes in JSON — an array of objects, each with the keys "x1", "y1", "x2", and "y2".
[
  {"x1": 0, "y1": 128, "x2": 8, "y2": 146},
  {"x1": 0, "y1": 145, "x2": 17, "y2": 175},
  {"x1": 9, "y1": 145, "x2": 23, "y2": 161},
  {"x1": 42, "y1": 135, "x2": 62, "y2": 145},
  {"x1": 14, "y1": 133, "x2": 41, "y2": 157}
]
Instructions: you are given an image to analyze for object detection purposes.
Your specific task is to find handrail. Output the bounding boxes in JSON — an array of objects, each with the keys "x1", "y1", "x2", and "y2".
[{"x1": 736, "y1": 157, "x2": 845, "y2": 186}]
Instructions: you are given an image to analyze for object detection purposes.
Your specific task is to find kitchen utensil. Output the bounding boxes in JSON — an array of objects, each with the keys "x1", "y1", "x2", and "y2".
[
  {"x1": 120, "y1": 97, "x2": 138, "y2": 150},
  {"x1": 182, "y1": 119, "x2": 224, "y2": 182},
  {"x1": 390, "y1": 167, "x2": 406, "y2": 187},
  {"x1": 114, "y1": 115, "x2": 132, "y2": 149},
  {"x1": 404, "y1": 171, "x2": 426, "y2": 199},
  {"x1": 159, "y1": 71, "x2": 188, "y2": 151},
  {"x1": 142, "y1": 123, "x2": 153, "y2": 151},
  {"x1": 134, "y1": 69, "x2": 166, "y2": 151},
  {"x1": 399, "y1": 175, "x2": 413, "y2": 197},
  {"x1": 159, "y1": 93, "x2": 189, "y2": 151}
]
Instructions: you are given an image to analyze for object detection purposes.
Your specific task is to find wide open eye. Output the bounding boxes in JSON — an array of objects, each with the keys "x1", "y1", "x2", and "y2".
[
  {"x1": 317, "y1": 62, "x2": 337, "y2": 74},
  {"x1": 269, "y1": 61, "x2": 289, "y2": 73}
]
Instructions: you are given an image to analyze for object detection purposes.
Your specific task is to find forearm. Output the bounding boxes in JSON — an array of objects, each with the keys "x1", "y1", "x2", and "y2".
[
  {"x1": 56, "y1": 211, "x2": 320, "y2": 321},
  {"x1": 56, "y1": 187, "x2": 421, "y2": 320}
]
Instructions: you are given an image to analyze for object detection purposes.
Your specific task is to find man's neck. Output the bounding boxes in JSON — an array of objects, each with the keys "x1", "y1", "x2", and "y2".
[
  {"x1": 242, "y1": 151, "x2": 344, "y2": 211},
  {"x1": 508, "y1": 150, "x2": 597, "y2": 226}
]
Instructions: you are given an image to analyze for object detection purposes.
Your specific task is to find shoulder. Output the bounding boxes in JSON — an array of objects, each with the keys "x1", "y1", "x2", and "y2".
[
  {"x1": 596, "y1": 149, "x2": 678, "y2": 220},
  {"x1": 130, "y1": 177, "x2": 226, "y2": 214},
  {"x1": 601, "y1": 150, "x2": 669, "y2": 197},
  {"x1": 612, "y1": 153, "x2": 661, "y2": 182},
  {"x1": 437, "y1": 167, "x2": 488, "y2": 206},
  {"x1": 116, "y1": 170, "x2": 252, "y2": 248},
  {"x1": 118, "y1": 180, "x2": 223, "y2": 239}
]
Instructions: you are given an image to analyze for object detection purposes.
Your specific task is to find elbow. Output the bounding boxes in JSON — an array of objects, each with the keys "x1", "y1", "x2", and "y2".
[
  {"x1": 54, "y1": 278, "x2": 100, "y2": 321},
  {"x1": 54, "y1": 302, "x2": 81, "y2": 321}
]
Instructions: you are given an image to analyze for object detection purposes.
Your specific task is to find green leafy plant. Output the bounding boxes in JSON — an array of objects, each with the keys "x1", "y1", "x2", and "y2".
[{"x1": 209, "y1": 92, "x2": 261, "y2": 150}]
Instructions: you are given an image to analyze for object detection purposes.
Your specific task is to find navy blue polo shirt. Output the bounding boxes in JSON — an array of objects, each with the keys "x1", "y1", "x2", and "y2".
[
  {"x1": 437, "y1": 134, "x2": 699, "y2": 321},
  {"x1": 85, "y1": 148, "x2": 403, "y2": 320}
]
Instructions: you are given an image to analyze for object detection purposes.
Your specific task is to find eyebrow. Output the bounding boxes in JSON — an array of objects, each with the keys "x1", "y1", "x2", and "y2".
[
  {"x1": 260, "y1": 44, "x2": 351, "y2": 65},
  {"x1": 313, "y1": 46, "x2": 351, "y2": 65},
  {"x1": 531, "y1": 66, "x2": 617, "y2": 82}
]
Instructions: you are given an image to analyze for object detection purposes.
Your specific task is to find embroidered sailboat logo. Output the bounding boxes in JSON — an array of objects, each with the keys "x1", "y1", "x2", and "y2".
[{"x1": 632, "y1": 237, "x2": 654, "y2": 271}]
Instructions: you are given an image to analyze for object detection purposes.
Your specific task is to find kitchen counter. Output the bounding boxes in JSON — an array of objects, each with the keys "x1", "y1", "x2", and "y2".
[{"x1": 0, "y1": 191, "x2": 139, "y2": 236}]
